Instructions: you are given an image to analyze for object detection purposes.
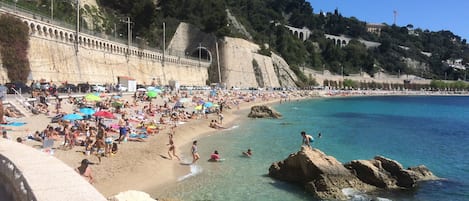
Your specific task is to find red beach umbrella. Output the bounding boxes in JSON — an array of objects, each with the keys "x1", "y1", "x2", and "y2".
[{"x1": 93, "y1": 110, "x2": 116, "y2": 119}]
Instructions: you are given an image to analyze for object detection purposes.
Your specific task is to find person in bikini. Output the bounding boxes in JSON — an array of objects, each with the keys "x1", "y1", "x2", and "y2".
[
  {"x1": 167, "y1": 134, "x2": 181, "y2": 161},
  {"x1": 191, "y1": 140, "x2": 200, "y2": 164}
]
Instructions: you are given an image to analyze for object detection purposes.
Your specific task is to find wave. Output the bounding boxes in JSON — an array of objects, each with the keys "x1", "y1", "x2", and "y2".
[
  {"x1": 341, "y1": 188, "x2": 392, "y2": 201},
  {"x1": 177, "y1": 164, "x2": 202, "y2": 181},
  {"x1": 223, "y1": 125, "x2": 239, "y2": 131}
]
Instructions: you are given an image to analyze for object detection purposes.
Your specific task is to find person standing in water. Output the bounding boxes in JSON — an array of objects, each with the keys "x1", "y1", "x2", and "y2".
[{"x1": 191, "y1": 140, "x2": 200, "y2": 164}]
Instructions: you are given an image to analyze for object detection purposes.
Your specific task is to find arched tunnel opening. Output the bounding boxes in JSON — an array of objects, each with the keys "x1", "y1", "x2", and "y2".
[{"x1": 189, "y1": 47, "x2": 212, "y2": 63}]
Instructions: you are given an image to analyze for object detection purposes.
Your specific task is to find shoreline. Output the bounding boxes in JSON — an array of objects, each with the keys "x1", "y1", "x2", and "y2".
[
  {"x1": 4, "y1": 89, "x2": 467, "y2": 199},
  {"x1": 94, "y1": 93, "x2": 304, "y2": 197}
]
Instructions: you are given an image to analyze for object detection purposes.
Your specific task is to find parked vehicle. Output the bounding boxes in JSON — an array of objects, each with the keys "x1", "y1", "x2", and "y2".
[
  {"x1": 39, "y1": 82, "x2": 50, "y2": 91},
  {"x1": 5, "y1": 82, "x2": 31, "y2": 94},
  {"x1": 57, "y1": 84, "x2": 78, "y2": 93},
  {"x1": 92, "y1": 84, "x2": 107, "y2": 92},
  {"x1": 76, "y1": 83, "x2": 91, "y2": 93},
  {"x1": 116, "y1": 84, "x2": 128, "y2": 92}
]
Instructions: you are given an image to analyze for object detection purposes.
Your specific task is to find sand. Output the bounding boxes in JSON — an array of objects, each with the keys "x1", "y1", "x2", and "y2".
[{"x1": 5, "y1": 90, "x2": 314, "y2": 198}]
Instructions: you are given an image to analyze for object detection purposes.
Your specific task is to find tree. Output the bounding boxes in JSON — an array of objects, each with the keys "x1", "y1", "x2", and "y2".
[{"x1": 0, "y1": 15, "x2": 30, "y2": 82}]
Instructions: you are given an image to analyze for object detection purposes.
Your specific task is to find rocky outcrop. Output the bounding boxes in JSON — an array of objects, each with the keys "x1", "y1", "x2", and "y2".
[
  {"x1": 248, "y1": 105, "x2": 282, "y2": 119},
  {"x1": 268, "y1": 147, "x2": 437, "y2": 200}
]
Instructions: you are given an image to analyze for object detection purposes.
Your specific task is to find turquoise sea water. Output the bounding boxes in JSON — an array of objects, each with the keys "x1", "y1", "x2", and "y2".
[{"x1": 152, "y1": 96, "x2": 469, "y2": 201}]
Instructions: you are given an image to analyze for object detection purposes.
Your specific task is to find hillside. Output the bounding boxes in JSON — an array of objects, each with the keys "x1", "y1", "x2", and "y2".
[{"x1": 9, "y1": 0, "x2": 469, "y2": 85}]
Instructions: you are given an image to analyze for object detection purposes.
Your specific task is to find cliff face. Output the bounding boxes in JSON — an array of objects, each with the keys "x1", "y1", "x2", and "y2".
[{"x1": 219, "y1": 37, "x2": 297, "y2": 89}]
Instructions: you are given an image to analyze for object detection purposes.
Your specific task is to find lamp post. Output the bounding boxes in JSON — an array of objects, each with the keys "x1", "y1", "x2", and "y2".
[
  {"x1": 75, "y1": 0, "x2": 79, "y2": 54},
  {"x1": 120, "y1": 17, "x2": 132, "y2": 56},
  {"x1": 162, "y1": 22, "x2": 165, "y2": 67},
  {"x1": 51, "y1": 0, "x2": 54, "y2": 20},
  {"x1": 14, "y1": 0, "x2": 17, "y2": 13}
]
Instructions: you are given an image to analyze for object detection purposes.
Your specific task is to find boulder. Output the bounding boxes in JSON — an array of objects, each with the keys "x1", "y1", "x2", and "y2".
[
  {"x1": 248, "y1": 105, "x2": 282, "y2": 118},
  {"x1": 269, "y1": 147, "x2": 375, "y2": 200},
  {"x1": 345, "y1": 160, "x2": 395, "y2": 189},
  {"x1": 269, "y1": 147, "x2": 437, "y2": 200},
  {"x1": 374, "y1": 156, "x2": 437, "y2": 188}
]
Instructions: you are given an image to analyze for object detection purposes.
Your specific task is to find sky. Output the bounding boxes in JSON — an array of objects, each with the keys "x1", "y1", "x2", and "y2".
[{"x1": 307, "y1": 0, "x2": 469, "y2": 41}]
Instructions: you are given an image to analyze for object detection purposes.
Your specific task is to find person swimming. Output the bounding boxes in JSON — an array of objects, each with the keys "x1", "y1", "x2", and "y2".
[
  {"x1": 242, "y1": 148, "x2": 252, "y2": 157},
  {"x1": 209, "y1": 150, "x2": 221, "y2": 162}
]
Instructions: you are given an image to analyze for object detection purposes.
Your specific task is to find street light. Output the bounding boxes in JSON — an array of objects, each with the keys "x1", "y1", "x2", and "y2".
[
  {"x1": 51, "y1": 0, "x2": 54, "y2": 20},
  {"x1": 14, "y1": 0, "x2": 18, "y2": 13}
]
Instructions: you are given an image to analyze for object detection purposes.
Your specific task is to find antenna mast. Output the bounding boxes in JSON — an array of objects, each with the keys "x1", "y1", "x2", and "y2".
[{"x1": 393, "y1": 10, "x2": 398, "y2": 25}]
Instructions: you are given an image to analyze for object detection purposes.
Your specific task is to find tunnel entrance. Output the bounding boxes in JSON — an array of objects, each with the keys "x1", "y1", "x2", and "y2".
[{"x1": 189, "y1": 47, "x2": 212, "y2": 63}]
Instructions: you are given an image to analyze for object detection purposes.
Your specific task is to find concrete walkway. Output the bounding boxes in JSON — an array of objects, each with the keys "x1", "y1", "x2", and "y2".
[{"x1": 0, "y1": 139, "x2": 107, "y2": 201}]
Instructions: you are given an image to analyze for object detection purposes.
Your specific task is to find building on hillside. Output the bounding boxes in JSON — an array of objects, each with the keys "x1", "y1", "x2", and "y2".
[
  {"x1": 366, "y1": 23, "x2": 385, "y2": 36},
  {"x1": 445, "y1": 59, "x2": 467, "y2": 70}
]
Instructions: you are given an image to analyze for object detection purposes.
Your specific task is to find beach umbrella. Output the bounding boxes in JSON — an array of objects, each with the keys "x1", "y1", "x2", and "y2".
[
  {"x1": 204, "y1": 102, "x2": 214, "y2": 108},
  {"x1": 63, "y1": 113, "x2": 84, "y2": 121},
  {"x1": 179, "y1": 98, "x2": 191, "y2": 103},
  {"x1": 85, "y1": 93, "x2": 101, "y2": 102},
  {"x1": 113, "y1": 95, "x2": 122, "y2": 99},
  {"x1": 147, "y1": 90, "x2": 158, "y2": 98},
  {"x1": 146, "y1": 86, "x2": 156, "y2": 91},
  {"x1": 137, "y1": 88, "x2": 147, "y2": 92},
  {"x1": 112, "y1": 101, "x2": 123, "y2": 108},
  {"x1": 93, "y1": 111, "x2": 115, "y2": 119},
  {"x1": 79, "y1": 108, "x2": 95, "y2": 115},
  {"x1": 194, "y1": 105, "x2": 203, "y2": 110}
]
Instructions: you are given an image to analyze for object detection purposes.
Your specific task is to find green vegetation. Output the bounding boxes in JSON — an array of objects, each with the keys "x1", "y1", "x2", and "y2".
[
  {"x1": 0, "y1": 15, "x2": 30, "y2": 82},
  {"x1": 5, "y1": 0, "x2": 469, "y2": 86}
]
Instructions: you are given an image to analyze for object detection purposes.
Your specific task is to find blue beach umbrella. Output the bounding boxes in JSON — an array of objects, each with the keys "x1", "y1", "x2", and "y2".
[
  {"x1": 79, "y1": 108, "x2": 95, "y2": 115},
  {"x1": 113, "y1": 95, "x2": 122, "y2": 99},
  {"x1": 63, "y1": 113, "x2": 84, "y2": 121},
  {"x1": 204, "y1": 101, "x2": 214, "y2": 108}
]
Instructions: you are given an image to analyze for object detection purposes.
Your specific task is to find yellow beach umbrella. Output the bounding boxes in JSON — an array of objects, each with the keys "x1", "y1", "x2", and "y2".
[{"x1": 84, "y1": 93, "x2": 101, "y2": 102}]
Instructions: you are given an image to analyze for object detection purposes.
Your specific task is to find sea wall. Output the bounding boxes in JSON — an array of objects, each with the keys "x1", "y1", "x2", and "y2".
[{"x1": 0, "y1": 139, "x2": 107, "y2": 201}]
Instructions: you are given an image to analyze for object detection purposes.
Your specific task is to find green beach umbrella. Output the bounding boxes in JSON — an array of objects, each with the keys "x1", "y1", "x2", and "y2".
[
  {"x1": 147, "y1": 90, "x2": 158, "y2": 98},
  {"x1": 112, "y1": 101, "x2": 123, "y2": 108},
  {"x1": 84, "y1": 93, "x2": 101, "y2": 102}
]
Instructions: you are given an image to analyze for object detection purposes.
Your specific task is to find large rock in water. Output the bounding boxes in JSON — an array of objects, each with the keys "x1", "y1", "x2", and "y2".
[
  {"x1": 248, "y1": 105, "x2": 282, "y2": 118},
  {"x1": 268, "y1": 147, "x2": 437, "y2": 200}
]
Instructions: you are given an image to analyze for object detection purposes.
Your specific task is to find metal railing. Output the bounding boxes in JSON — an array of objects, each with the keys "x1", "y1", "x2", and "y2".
[{"x1": 10, "y1": 88, "x2": 33, "y2": 115}]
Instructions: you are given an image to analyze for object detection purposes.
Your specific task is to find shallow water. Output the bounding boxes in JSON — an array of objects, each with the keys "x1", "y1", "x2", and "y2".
[{"x1": 153, "y1": 96, "x2": 469, "y2": 201}]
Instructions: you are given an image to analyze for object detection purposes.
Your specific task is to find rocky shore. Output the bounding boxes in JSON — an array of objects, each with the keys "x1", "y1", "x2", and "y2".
[{"x1": 268, "y1": 147, "x2": 437, "y2": 200}]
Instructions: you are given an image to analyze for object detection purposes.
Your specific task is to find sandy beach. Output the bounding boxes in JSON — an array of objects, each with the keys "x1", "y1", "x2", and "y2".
[{"x1": 4, "y1": 89, "x2": 316, "y2": 199}]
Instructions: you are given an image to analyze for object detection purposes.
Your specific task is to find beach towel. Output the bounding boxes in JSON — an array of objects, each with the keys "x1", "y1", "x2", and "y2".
[
  {"x1": 3, "y1": 122, "x2": 27, "y2": 126},
  {"x1": 129, "y1": 133, "x2": 148, "y2": 138}
]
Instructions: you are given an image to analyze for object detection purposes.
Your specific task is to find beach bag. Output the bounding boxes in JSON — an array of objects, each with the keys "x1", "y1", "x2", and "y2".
[{"x1": 308, "y1": 136, "x2": 314, "y2": 143}]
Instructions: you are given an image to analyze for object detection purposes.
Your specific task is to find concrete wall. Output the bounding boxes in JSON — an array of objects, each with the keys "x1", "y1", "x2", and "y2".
[{"x1": 0, "y1": 139, "x2": 107, "y2": 201}]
